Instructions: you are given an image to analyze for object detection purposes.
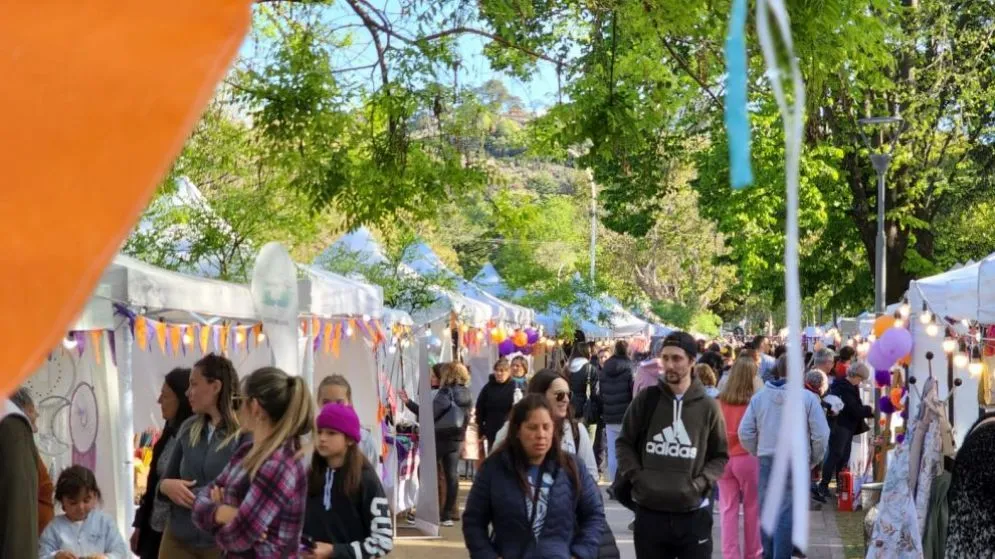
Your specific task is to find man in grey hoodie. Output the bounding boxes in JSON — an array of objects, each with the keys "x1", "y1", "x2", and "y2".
[
  {"x1": 616, "y1": 331, "x2": 729, "y2": 558},
  {"x1": 739, "y1": 354, "x2": 830, "y2": 559}
]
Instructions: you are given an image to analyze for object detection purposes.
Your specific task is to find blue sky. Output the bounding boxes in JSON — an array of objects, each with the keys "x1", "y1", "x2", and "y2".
[{"x1": 239, "y1": 2, "x2": 562, "y2": 110}]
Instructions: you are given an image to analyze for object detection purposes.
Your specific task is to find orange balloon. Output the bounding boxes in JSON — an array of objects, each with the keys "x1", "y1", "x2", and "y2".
[
  {"x1": 513, "y1": 330, "x2": 529, "y2": 347},
  {"x1": 0, "y1": 1, "x2": 252, "y2": 398},
  {"x1": 898, "y1": 354, "x2": 911, "y2": 366},
  {"x1": 873, "y1": 316, "x2": 896, "y2": 338}
]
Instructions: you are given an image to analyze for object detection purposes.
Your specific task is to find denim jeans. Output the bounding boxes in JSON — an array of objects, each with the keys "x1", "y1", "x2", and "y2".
[
  {"x1": 757, "y1": 456, "x2": 793, "y2": 559},
  {"x1": 605, "y1": 424, "x2": 622, "y2": 482}
]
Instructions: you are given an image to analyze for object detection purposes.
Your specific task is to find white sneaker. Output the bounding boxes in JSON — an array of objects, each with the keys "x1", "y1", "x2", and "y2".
[{"x1": 441, "y1": 520, "x2": 455, "y2": 527}]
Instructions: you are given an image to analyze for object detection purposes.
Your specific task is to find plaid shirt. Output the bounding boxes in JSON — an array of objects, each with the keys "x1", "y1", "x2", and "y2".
[{"x1": 192, "y1": 438, "x2": 307, "y2": 557}]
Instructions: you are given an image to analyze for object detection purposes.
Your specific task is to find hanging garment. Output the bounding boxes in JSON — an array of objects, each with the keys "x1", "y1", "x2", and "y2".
[
  {"x1": 914, "y1": 418, "x2": 942, "y2": 538},
  {"x1": 866, "y1": 416, "x2": 926, "y2": 559},
  {"x1": 945, "y1": 417, "x2": 995, "y2": 557},
  {"x1": 978, "y1": 362, "x2": 992, "y2": 407},
  {"x1": 921, "y1": 471, "x2": 950, "y2": 559}
]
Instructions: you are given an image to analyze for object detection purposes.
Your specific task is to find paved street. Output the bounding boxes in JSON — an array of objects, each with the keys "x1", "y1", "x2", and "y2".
[{"x1": 396, "y1": 483, "x2": 847, "y2": 558}]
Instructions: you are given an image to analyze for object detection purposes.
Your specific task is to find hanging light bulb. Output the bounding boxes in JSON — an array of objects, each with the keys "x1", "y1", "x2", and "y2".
[
  {"x1": 388, "y1": 344, "x2": 397, "y2": 355},
  {"x1": 476, "y1": 330, "x2": 484, "y2": 341},
  {"x1": 183, "y1": 333, "x2": 193, "y2": 345},
  {"x1": 926, "y1": 323, "x2": 940, "y2": 337},
  {"x1": 362, "y1": 314, "x2": 371, "y2": 323},
  {"x1": 62, "y1": 333, "x2": 78, "y2": 350},
  {"x1": 894, "y1": 318, "x2": 905, "y2": 329},
  {"x1": 236, "y1": 329, "x2": 246, "y2": 345},
  {"x1": 920, "y1": 309, "x2": 933, "y2": 325},
  {"x1": 954, "y1": 352, "x2": 970, "y2": 369},
  {"x1": 258, "y1": 332, "x2": 267, "y2": 343},
  {"x1": 969, "y1": 361, "x2": 984, "y2": 377},
  {"x1": 345, "y1": 325, "x2": 354, "y2": 337},
  {"x1": 942, "y1": 339, "x2": 957, "y2": 354},
  {"x1": 899, "y1": 303, "x2": 911, "y2": 319}
]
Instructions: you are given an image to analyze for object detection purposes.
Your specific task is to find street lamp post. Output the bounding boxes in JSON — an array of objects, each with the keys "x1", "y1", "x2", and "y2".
[{"x1": 858, "y1": 116, "x2": 905, "y2": 314}]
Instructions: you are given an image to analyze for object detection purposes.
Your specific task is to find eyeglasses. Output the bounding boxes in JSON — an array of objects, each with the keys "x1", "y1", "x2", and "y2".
[{"x1": 553, "y1": 391, "x2": 571, "y2": 403}]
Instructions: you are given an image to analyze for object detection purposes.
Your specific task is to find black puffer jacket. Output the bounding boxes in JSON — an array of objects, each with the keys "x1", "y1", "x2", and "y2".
[
  {"x1": 829, "y1": 379, "x2": 872, "y2": 434},
  {"x1": 568, "y1": 358, "x2": 600, "y2": 422},
  {"x1": 475, "y1": 375, "x2": 517, "y2": 446},
  {"x1": 599, "y1": 356, "x2": 635, "y2": 424}
]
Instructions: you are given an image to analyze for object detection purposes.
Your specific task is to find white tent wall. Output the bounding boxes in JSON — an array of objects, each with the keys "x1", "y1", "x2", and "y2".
[
  {"x1": 313, "y1": 336, "x2": 381, "y2": 437},
  {"x1": 908, "y1": 287, "x2": 980, "y2": 447},
  {"x1": 466, "y1": 339, "x2": 498, "y2": 399},
  {"x1": 26, "y1": 340, "x2": 125, "y2": 534}
]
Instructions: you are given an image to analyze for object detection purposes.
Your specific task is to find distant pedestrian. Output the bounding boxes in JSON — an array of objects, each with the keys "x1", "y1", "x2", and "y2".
[
  {"x1": 600, "y1": 341, "x2": 635, "y2": 485},
  {"x1": 717, "y1": 357, "x2": 762, "y2": 559}
]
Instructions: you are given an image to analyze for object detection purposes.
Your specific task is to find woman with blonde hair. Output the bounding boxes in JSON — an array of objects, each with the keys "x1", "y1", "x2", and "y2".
[
  {"x1": 192, "y1": 367, "x2": 315, "y2": 555},
  {"x1": 716, "y1": 357, "x2": 762, "y2": 559},
  {"x1": 434, "y1": 362, "x2": 473, "y2": 525},
  {"x1": 158, "y1": 353, "x2": 243, "y2": 559}
]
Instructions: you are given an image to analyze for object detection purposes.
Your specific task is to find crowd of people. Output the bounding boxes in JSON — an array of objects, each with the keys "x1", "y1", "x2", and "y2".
[
  {"x1": 0, "y1": 329, "x2": 903, "y2": 559},
  {"x1": 1, "y1": 354, "x2": 395, "y2": 559}
]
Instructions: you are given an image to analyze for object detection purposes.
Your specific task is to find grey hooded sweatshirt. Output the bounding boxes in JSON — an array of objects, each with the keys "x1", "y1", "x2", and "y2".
[{"x1": 616, "y1": 377, "x2": 729, "y2": 513}]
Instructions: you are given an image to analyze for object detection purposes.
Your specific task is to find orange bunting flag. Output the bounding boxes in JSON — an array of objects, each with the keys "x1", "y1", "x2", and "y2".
[
  {"x1": 220, "y1": 324, "x2": 231, "y2": 355},
  {"x1": 251, "y1": 324, "x2": 263, "y2": 348},
  {"x1": 348, "y1": 319, "x2": 358, "y2": 338},
  {"x1": 0, "y1": 1, "x2": 254, "y2": 399},
  {"x1": 323, "y1": 322, "x2": 334, "y2": 355},
  {"x1": 135, "y1": 318, "x2": 149, "y2": 351},
  {"x1": 312, "y1": 317, "x2": 321, "y2": 336},
  {"x1": 183, "y1": 325, "x2": 195, "y2": 349},
  {"x1": 236, "y1": 325, "x2": 247, "y2": 350},
  {"x1": 332, "y1": 323, "x2": 343, "y2": 358},
  {"x1": 199, "y1": 324, "x2": 210, "y2": 355},
  {"x1": 89, "y1": 331, "x2": 103, "y2": 365},
  {"x1": 154, "y1": 321, "x2": 168, "y2": 354},
  {"x1": 169, "y1": 325, "x2": 182, "y2": 356}
]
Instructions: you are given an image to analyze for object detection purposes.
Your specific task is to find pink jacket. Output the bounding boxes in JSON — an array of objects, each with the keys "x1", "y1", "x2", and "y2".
[{"x1": 633, "y1": 358, "x2": 663, "y2": 396}]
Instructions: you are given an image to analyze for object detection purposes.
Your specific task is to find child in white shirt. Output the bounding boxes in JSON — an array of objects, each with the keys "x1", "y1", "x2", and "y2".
[{"x1": 39, "y1": 465, "x2": 128, "y2": 559}]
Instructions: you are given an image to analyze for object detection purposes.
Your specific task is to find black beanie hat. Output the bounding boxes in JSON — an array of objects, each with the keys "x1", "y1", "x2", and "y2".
[{"x1": 662, "y1": 331, "x2": 698, "y2": 360}]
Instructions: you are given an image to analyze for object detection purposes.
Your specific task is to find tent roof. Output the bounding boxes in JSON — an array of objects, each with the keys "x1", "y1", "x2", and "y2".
[
  {"x1": 321, "y1": 230, "x2": 493, "y2": 327},
  {"x1": 104, "y1": 254, "x2": 258, "y2": 322},
  {"x1": 912, "y1": 255, "x2": 991, "y2": 322},
  {"x1": 297, "y1": 265, "x2": 384, "y2": 319}
]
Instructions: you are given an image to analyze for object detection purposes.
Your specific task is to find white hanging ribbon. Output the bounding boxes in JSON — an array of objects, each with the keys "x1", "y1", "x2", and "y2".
[{"x1": 755, "y1": 0, "x2": 809, "y2": 552}]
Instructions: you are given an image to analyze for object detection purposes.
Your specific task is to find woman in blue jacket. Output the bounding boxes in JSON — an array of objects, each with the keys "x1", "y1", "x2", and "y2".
[{"x1": 462, "y1": 394, "x2": 605, "y2": 559}]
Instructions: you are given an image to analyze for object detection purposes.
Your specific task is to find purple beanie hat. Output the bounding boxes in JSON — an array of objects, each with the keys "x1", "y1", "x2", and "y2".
[{"x1": 316, "y1": 403, "x2": 361, "y2": 443}]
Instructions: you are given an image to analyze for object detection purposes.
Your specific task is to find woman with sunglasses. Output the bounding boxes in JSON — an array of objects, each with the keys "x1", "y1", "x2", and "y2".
[{"x1": 489, "y1": 369, "x2": 598, "y2": 482}]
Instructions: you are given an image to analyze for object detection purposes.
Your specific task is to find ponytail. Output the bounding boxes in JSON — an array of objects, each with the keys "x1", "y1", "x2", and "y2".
[{"x1": 240, "y1": 368, "x2": 316, "y2": 478}]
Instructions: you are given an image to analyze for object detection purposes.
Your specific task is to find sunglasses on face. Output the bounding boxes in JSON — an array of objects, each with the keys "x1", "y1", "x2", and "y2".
[{"x1": 553, "y1": 390, "x2": 571, "y2": 403}]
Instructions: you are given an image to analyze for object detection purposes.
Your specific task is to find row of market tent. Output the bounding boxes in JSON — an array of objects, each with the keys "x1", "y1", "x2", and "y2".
[{"x1": 25, "y1": 178, "x2": 674, "y2": 540}]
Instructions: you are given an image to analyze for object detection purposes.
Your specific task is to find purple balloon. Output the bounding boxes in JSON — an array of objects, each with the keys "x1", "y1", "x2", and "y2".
[
  {"x1": 879, "y1": 395, "x2": 895, "y2": 415},
  {"x1": 869, "y1": 327, "x2": 913, "y2": 370},
  {"x1": 498, "y1": 339, "x2": 515, "y2": 356},
  {"x1": 525, "y1": 327, "x2": 539, "y2": 345},
  {"x1": 874, "y1": 369, "x2": 891, "y2": 388},
  {"x1": 522, "y1": 345, "x2": 534, "y2": 356}
]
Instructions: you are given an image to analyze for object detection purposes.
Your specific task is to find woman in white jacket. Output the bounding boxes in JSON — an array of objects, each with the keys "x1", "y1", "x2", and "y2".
[{"x1": 489, "y1": 369, "x2": 599, "y2": 483}]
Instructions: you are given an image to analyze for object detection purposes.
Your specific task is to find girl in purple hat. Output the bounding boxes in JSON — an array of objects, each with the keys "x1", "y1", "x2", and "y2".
[{"x1": 302, "y1": 403, "x2": 393, "y2": 558}]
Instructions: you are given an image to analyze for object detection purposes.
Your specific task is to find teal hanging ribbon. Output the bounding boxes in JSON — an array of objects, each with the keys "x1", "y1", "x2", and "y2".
[{"x1": 725, "y1": 0, "x2": 753, "y2": 189}]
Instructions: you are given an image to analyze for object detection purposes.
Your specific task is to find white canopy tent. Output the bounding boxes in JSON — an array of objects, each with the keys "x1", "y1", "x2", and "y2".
[
  {"x1": 907, "y1": 252, "x2": 995, "y2": 446},
  {"x1": 25, "y1": 255, "x2": 274, "y2": 538},
  {"x1": 319, "y1": 228, "x2": 493, "y2": 328}
]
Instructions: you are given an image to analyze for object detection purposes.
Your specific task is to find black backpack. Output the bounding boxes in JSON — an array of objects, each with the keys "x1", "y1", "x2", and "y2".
[{"x1": 611, "y1": 385, "x2": 662, "y2": 511}]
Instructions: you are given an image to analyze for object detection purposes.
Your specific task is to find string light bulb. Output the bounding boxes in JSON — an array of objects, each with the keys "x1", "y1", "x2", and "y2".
[
  {"x1": 62, "y1": 334, "x2": 78, "y2": 350},
  {"x1": 969, "y1": 361, "x2": 984, "y2": 377},
  {"x1": 362, "y1": 314, "x2": 371, "y2": 323},
  {"x1": 954, "y1": 353, "x2": 970, "y2": 369},
  {"x1": 899, "y1": 303, "x2": 911, "y2": 319},
  {"x1": 258, "y1": 332, "x2": 267, "y2": 343},
  {"x1": 235, "y1": 330, "x2": 245, "y2": 345},
  {"x1": 894, "y1": 318, "x2": 905, "y2": 329},
  {"x1": 345, "y1": 325, "x2": 354, "y2": 337},
  {"x1": 926, "y1": 323, "x2": 940, "y2": 337},
  {"x1": 920, "y1": 309, "x2": 933, "y2": 325},
  {"x1": 942, "y1": 339, "x2": 957, "y2": 354},
  {"x1": 183, "y1": 333, "x2": 193, "y2": 345}
]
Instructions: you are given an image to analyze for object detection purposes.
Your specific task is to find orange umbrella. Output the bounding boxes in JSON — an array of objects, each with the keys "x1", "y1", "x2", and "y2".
[{"x1": 0, "y1": 1, "x2": 252, "y2": 397}]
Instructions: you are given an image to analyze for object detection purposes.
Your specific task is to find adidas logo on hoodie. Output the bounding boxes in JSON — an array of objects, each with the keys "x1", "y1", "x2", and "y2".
[{"x1": 645, "y1": 402, "x2": 698, "y2": 459}]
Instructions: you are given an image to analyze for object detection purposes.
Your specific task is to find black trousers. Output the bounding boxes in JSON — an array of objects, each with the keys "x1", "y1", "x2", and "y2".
[
  {"x1": 819, "y1": 426, "x2": 854, "y2": 490},
  {"x1": 634, "y1": 506, "x2": 713, "y2": 559},
  {"x1": 593, "y1": 421, "x2": 606, "y2": 475},
  {"x1": 438, "y1": 449, "x2": 460, "y2": 521}
]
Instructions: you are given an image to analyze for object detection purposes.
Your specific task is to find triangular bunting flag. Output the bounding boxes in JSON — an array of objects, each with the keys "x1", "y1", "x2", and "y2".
[
  {"x1": 312, "y1": 316, "x2": 320, "y2": 336},
  {"x1": 251, "y1": 324, "x2": 262, "y2": 348},
  {"x1": 323, "y1": 322, "x2": 333, "y2": 355},
  {"x1": 199, "y1": 324, "x2": 210, "y2": 354},
  {"x1": 220, "y1": 323, "x2": 230, "y2": 355},
  {"x1": 332, "y1": 323, "x2": 342, "y2": 358},
  {"x1": 154, "y1": 321, "x2": 167, "y2": 354},
  {"x1": 168, "y1": 325, "x2": 182, "y2": 356},
  {"x1": 89, "y1": 331, "x2": 103, "y2": 365},
  {"x1": 135, "y1": 317, "x2": 149, "y2": 351},
  {"x1": 236, "y1": 325, "x2": 247, "y2": 351}
]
